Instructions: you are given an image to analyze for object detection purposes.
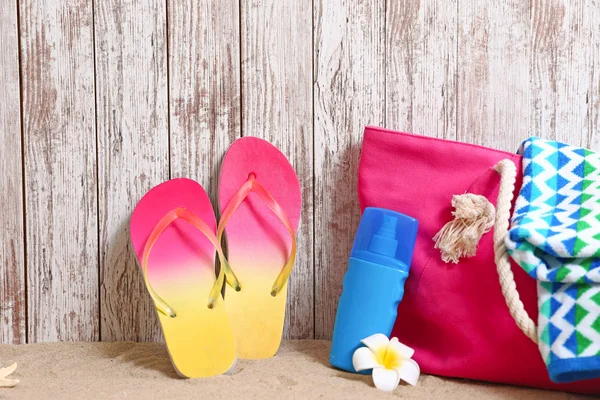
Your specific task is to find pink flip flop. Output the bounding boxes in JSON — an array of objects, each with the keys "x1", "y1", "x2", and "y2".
[
  {"x1": 218, "y1": 137, "x2": 302, "y2": 359},
  {"x1": 130, "y1": 178, "x2": 237, "y2": 377}
]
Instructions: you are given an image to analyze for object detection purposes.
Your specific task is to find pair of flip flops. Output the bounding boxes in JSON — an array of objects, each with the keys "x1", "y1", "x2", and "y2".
[{"x1": 130, "y1": 137, "x2": 302, "y2": 378}]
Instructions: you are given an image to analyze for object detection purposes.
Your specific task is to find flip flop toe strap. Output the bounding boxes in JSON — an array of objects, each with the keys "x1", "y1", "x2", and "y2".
[
  {"x1": 141, "y1": 207, "x2": 231, "y2": 317},
  {"x1": 218, "y1": 174, "x2": 297, "y2": 297}
]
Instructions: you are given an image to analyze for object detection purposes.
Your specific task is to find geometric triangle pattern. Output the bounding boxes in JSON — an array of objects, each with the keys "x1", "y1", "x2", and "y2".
[
  {"x1": 507, "y1": 138, "x2": 600, "y2": 282},
  {"x1": 537, "y1": 281, "x2": 600, "y2": 376},
  {"x1": 505, "y1": 138, "x2": 600, "y2": 380}
]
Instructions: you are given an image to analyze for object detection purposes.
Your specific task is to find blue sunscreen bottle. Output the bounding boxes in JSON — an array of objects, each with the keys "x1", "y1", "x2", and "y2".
[{"x1": 329, "y1": 207, "x2": 418, "y2": 373}]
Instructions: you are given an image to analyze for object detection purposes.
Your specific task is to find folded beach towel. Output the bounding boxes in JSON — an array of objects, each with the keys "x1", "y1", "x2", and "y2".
[{"x1": 506, "y1": 137, "x2": 600, "y2": 384}]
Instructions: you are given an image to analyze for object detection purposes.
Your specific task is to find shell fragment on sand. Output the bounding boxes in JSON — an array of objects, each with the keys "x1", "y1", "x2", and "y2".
[{"x1": 0, "y1": 363, "x2": 19, "y2": 388}]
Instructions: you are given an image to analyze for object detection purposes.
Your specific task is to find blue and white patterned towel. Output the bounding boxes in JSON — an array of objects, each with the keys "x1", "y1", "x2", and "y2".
[{"x1": 506, "y1": 137, "x2": 600, "y2": 384}]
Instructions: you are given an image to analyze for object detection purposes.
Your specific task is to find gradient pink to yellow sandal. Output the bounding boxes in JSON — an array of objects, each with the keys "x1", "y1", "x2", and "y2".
[
  {"x1": 218, "y1": 137, "x2": 302, "y2": 359},
  {"x1": 130, "y1": 178, "x2": 238, "y2": 378}
]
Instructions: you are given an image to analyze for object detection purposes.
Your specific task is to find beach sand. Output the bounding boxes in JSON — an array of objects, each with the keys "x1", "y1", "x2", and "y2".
[{"x1": 0, "y1": 340, "x2": 591, "y2": 399}]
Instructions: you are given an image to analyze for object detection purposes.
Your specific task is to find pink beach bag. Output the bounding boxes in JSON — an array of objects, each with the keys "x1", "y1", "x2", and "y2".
[{"x1": 357, "y1": 126, "x2": 600, "y2": 395}]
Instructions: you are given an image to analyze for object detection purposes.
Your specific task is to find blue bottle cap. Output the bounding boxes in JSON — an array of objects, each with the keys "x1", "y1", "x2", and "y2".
[{"x1": 350, "y1": 207, "x2": 418, "y2": 269}]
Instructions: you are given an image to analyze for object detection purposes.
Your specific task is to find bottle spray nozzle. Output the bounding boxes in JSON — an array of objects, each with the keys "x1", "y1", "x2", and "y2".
[
  {"x1": 368, "y1": 215, "x2": 399, "y2": 257},
  {"x1": 351, "y1": 208, "x2": 418, "y2": 267},
  {"x1": 378, "y1": 215, "x2": 398, "y2": 238}
]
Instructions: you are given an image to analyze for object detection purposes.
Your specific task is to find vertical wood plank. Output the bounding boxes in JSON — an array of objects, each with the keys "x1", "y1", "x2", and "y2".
[
  {"x1": 591, "y1": 1, "x2": 600, "y2": 151},
  {"x1": 169, "y1": 0, "x2": 240, "y2": 205},
  {"x1": 168, "y1": 0, "x2": 241, "y2": 333},
  {"x1": 20, "y1": 0, "x2": 98, "y2": 342},
  {"x1": 0, "y1": 0, "x2": 26, "y2": 344},
  {"x1": 314, "y1": 0, "x2": 385, "y2": 339},
  {"x1": 241, "y1": 0, "x2": 314, "y2": 339},
  {"x1": 457, "y1": 0, "x2": 530, "y2": 152},
  {"x1": 95, "y1": 0, "x2": 169, "y2": 341},
  {"x1": 386, "y1": 0, "x2": 457, "y2": 139},
  {"x1": 531, "y1": 0, "x2": 597, "y2": 149}
]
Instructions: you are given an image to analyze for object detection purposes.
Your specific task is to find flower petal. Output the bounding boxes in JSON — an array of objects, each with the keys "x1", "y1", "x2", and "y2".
[
  {"x1": 388, "y1": 337, "x2": 415, "y2": 359},
  {"x1": 352, "y1": 347, "x2": 380, "y2": 372},
  {"x1": 360, "y1": 333, "x2": 390, "y2": 354},
  {"x1": 372, "y1": 367, "x2": 401, "y2": 392},
  {"x1": 396, "y1": 359, "x2": 420, "y2": 386}
]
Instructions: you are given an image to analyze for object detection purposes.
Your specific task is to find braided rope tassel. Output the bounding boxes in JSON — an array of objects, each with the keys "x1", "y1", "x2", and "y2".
[{"x1": 433, "y1": 194, "x2": 496, "y2": 263}]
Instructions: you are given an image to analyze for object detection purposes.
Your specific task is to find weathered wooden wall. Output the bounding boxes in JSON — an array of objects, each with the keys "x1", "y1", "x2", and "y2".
[{"x1": 0, "y1": 0, "x2": 598, "y2": 343}]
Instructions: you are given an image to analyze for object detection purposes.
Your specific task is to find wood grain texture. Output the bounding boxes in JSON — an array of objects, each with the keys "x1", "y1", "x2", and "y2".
[
  {"x1": 314, "y1": 0, "x2": 385, "y2": 339},
  {"x1": 241, "y1": 0, "x2": 314, "y2": 339},
  {"x1": 20, "y1": 0, "x2": 98, "y2": 342},
  {"x1": 592, "y1": 1, "x2": 600, "y2": 151},
  {"x1": 167, "y1": 0, "x2": 241, "y2": 342},
  {"x1": 3, "y1": 0, "x2": 600, "y2": 343},
  {"x1": 168, "y1": 0, "x2": 240, "y2": 204},
  {"x1": 458, "y1": 0, "x2": 531, "y2": 152},
  {"x1": 0, "y1": 0, "x2": 26, "y2": 344},
  {"x1": 531, "y1": 0, "x2": 597, "y2": 149},
  {"x1": 386, "y1": 0, "x2": 457, "y2": 139},
  {"x1": 95, "y1": 0, "x2": 169, "y2": 342}
]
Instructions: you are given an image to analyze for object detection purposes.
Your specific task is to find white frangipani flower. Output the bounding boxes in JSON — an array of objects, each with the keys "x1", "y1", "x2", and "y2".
[{"x1": 352, "y1": 334, "x2": 420, "y2": 392}]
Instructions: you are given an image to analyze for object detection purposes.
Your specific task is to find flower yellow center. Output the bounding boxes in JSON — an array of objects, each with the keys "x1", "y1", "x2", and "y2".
[{"x1": 375, "y1": 345, "x2": 403, "y2": 370}]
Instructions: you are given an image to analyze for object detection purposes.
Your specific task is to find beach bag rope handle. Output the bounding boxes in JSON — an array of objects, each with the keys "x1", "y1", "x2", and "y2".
[
  {"x1": 435, "y1": 158, "x2": 538, "y2": 343},
  {"x1": 493, "y1": 159, "x2": 538, "y2": 344}
]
